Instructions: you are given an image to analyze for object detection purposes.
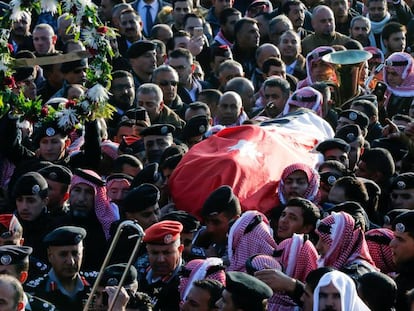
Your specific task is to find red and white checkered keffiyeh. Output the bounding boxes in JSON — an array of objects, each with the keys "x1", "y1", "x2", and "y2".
[
  {"x1": 71, "y1": 170, "x2": 118, "y2": 240},
  {"x1": 277, "y1": 163, "x2": 320, "y2": 205},
  {"x1": 365, "y1": 228, "x2": 396, "y2": 274},
  {"x1": 282, "y1": 87, "x2": 324, "y2": 117},
  {"x1": 384, "y1": 52, "x2": 414, "y2": 97},
  {"x1": 178, "y1": 258, "x2": 226, "y2": 301},
  {"x1": 315, "y1": 212, "x2": 375, "y2": 269},
  {"x1": 227, "y1": 210, "x2": 277, "y2": 272}
]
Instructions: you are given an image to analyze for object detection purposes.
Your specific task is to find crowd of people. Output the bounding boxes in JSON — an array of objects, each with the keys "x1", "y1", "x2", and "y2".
[{"x1": 0, "y1": 0, "x2": 414, "y2": 309}]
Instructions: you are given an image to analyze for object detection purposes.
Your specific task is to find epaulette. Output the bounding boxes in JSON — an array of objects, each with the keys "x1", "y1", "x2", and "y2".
[
  {"x1": 25, "y1": 274, "x2": 48, "y2": 288},
  {"x1": 33, "y1": 260, "x2": 49, "y2": 272},
  {"x1": 80, "y1": 271, "x2": 98, "y2": 278},
  {"x1": 27, "y1": 295, "x2": 56, "y2": 311}
]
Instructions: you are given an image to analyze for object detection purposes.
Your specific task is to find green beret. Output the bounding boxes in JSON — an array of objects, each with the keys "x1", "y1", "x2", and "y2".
[
  {"x1": 43, "y1": 226, "x2": 87, "y2": 247},
  {"x1": 0, "y1": 245, "x2": 32, "y2": 266},
  {"x1": 226, "y1": 271, "x2": 273, "y2": 302}
]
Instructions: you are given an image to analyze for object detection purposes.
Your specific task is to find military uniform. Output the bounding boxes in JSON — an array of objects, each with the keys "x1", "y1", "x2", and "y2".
[{"x1": 25, "y1": 293, "x2": 56, "y2": 311}]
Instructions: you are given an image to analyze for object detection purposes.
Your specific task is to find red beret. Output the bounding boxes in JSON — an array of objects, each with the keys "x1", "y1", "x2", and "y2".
[{"x1": 143, "y1": 221, "x2": 183, "y2": 245}]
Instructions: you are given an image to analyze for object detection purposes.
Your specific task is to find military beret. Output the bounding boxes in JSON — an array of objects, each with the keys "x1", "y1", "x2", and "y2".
[
  {"x1": 38, "y1": 164, "x2": 73, "y2": 185},
  {"x1": 33, "y1": 120, "x2": 70, "y2": 145},
  {"x1": 122, "y1": 183, "x2": 160, "y2": 212},
  {"x1": 118, "y1": 136, "x2": 145, "y2": 156},
  {"x1": 390, "y1": 173, "x2": 414, "y2": 190},
  {"x1": 60, "y1": 58, "x2": 88, "y2": 73},
  {"x1": 335, "y1": 124, "x2": 362, "y2": 144},
  {"x1": 182, "y1": 115, "x2": 209, "y2": 141},
  {"x1": 384, "y1": 208, "x2": 409, "y2": 227},
  {"x1": 127, "y1": 40, "x2": 156, "y2": 59},
  {"x1": 130, "y1": 163, "x2": 162, "y2": 188},
  {"x1": 202, "y1": 185, "x2": 240, "y2": 217},
  {"x1": 371, "y1": 138, "x2": 408, "y2": 162},
  {"x1": 143, "y1": 220, "x2": 183, "y2": 244},
  {"x1": 316, "y1": 138, "x2": 350, "y2": 154},
  {"x1": 43, "y1": 226, "x2": 87, "y2": 247},
  {"x1": 339, "y1": 109, "x2": 369, "y2": 129},
  {"x1": 353, "y1": 94, "x2": 378, "y2": 106},
  {"x1": 74, "y1": 168, "x2": 105, "y2": 187},
  {"x1": 99, "y1": 263, "x2": 138, "y2": 287},
  {"x1": 0, "y1": 245, "x2": 32, "y2": 266},
  {"x1": 393, "y1": 210, "x2": 414, "y2": 234},
  {"x1": 319, "y1": 171, "x2": 342, "y2": 186},
  {"x1": 159, "y1": 145, "x2": 188, "y2": 165},
  {"x1": 225, "y1": 271, "x2": 273, "y2": 301},
  {"x1": 12, "y1": 172, "x2": 48, "y2": 199},
  {"x1": 161, "y1": 211, "x2": 200, "y2": 233},
  {"x1": 140, "y1": 124, "x2": 175, "y2": 137}
]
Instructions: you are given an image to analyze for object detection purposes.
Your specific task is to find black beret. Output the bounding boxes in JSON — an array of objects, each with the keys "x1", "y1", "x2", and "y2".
[
  {"x1": 339, "y1": 109, "x2": 369, "y2": 129},
  {"x1": 38, "y1": 164, "x2": 73, "y2": 185},
  {"x1": 130, "y1": 163, "x2": 161, "y2": 188},
  {"x1": 122, "y1": 183, "x2": 160, "y2": 212},
  {"x1": 60, "y1": 58, "x2": 88, "y2": 73},
  {"x1": 319, "y1": 171, "x2": 342, "y2": 186},
  {"x1": 140, "y1": 124, "x2": 175, "y2": 137},
  {"x1": 99, "y1": 263, "x2": 138, "y2": 287},
  {"x1": 43, "y1": 226, "x2": 87, "y2": 246},
  {"x1": 74, "y1": 168, "x2": 105, "y2": 187},
  {"x1": 353, "y1": 94, "x2": 378, "y2": 106},
  {"x1": 393, "y1": 210, "x2": 414, "y2": 234},
  {"x1": 202, "y1": 185, "x2": 239, "y2": 217},
  {"x1": 0, "y1": 245, "x2": 32, "y2": 266},
  {"x1": 182, "y1": 115, "x2": 209, "y2": 141},
  {"x1": 384, "y1": 208, "x2": 409, "y2": 227},
  {"x1": 33, "y1": 120, "x2": 70, "y2": 145},
  {"x1": 316, "y1": 138, "x2": 350, "y2": 154},
  {"x1": 226, "y1": 271, "x2": 273, "y2": 301},
  {"x1": 12, "y1": 172, "x2": 48, "y2": 199},
  {"x1": 127, "y1": 40, "x2": 156, "y2": 59},
  {"x1": 390, "y1": 173, "x2": 414, "y2": 190},
  {"x1": 161, "y1": 210, "x2": 200, "y2": 233},
  {"x1": 371, "y1": 138, "x2": 408, "y2": 162},
  {"x1": 106, "y1": 173, "x2": 133, "y2": 184},
  {"x1": 335, "y1": 124, "x2": 362, "y2": 144}
]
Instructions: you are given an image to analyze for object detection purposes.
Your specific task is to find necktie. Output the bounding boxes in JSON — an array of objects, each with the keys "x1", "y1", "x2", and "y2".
[{"x1": 145, "y1": 5, "x2": 153, "y2": 37}]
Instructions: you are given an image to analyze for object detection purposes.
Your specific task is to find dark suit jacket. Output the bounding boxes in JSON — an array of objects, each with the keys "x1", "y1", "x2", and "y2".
[{"x1": 130, "y1": 0, "x2": 166, "y2": 37}]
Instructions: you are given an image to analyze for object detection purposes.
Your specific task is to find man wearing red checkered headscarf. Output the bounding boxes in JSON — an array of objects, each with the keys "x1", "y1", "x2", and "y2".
[
  {"x1": 315, "y1": 211, "x2": 377, "y2": 280},
  {"x1": 365, "y1": 228, "x2": 397, "y2": 274},
  {"x1": 227, "y1": 210, "x2": 277, "y2": 272}
]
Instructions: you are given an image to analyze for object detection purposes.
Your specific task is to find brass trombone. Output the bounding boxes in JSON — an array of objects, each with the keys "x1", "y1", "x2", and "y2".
[{"x1": 83, "y1": 220, "x2": 145, "y2": 311}]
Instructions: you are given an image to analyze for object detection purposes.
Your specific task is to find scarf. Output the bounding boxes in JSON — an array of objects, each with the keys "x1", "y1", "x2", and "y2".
[{"x1": 368, "y1": 13, "x2": 390, "y2": 52}]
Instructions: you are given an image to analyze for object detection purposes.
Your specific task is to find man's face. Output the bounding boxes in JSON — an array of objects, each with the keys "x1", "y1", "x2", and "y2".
[
  {"x1": 216, "y1": 289, "x2": 237, "y2": 311},
  {"x1": 300, "y1": 284, "x2": 314, "y2": 311},
  {"x1": 154, "y1": 71, "x2": 179, "y2": 105},
  {"x1": 287, "y1": 4, "x2": 305, "y2": 30},
  {"x1": 119, "y1": 12, "x2": 142, "y2": 41},
  {"x1": 350, "y1": 20, "x2": 370, "y2": 44},
  {"x1": 311, "y1": 61, "x2": 335, "y2": 83},
  {"x1": 222, "y1": 14, "x2": 241, "y2": 41},
  {"x1": 323, "y1": 149, "x2": 349, "y2": 168},
  {"x1": 277, "y1": 206, "x2": 306, "y2": 240},
  {"x1": 39, "y1": 134, "x2": 68, "y2": 162},
  {"x1": 0, "y1": 282, "x2": 21, "y2": 311},
  {"x1": 318, "y1": 282, "x2": 341, "y2": 311},
  {"x1": 169, "y1": 57, "x2": 193, "y2": 85},
  {"x1": 218, "y1": 66, "x2": 243, "y2": 88},
  {"x1": 16, "y1": 77, "x2": 37, "y2": 100},
  {"x1": 12, "y1": 16, "x2": 30, "y2": 36},
  {"x1": 368, "y1": 0, "x2": 387, "y2": 22},
  {"x1": 125, "y1": 205, "x2": 160, "y2": 230},
  {"x1": 69, "y1": 183, "x2": 95, "y2": 218},
  {"x1": 236, "y1": 22, "x2": 260, "y2": 49},
  {"x1": 147, "y1": 242, "x2": 183, "y2": 278},
  {"x1": 47, "y1": 243, "x2": 83, "y2": 279},
  {"x1": 213, "y1": 0, "x2": 234, "y2": 15},
  {"x1": 107, "y1": 180, "x2": 130, "y2": 205},
  {"x1": 385, "y1": 67, "x2": 404, "y2": 88},
  {"x1": 99, "y1": 0, "x2": 113, "y2": 22},
  {"x1": 15, "y1": 195, "x2": 46, "y2": 222},
  {"x1": 64, "y1": 67, "x2": 87, "y2": 85},
  {"x1": 114, "y1": 125, "x2": 133, "y2": 144},
  {"x1": 216, "y1": 94, "x2": 242, "y2": 125},
  {"x1": 45, "y1": 179, "x2": 67, "y2": 209},
  {"x1": 283, "y1": 170, "x2": 309, "y2": 201},
  {"x1": 263, "y1": 85, "x2": 288, "y2": 116},
  {"x1": 266, "y1": 65, "x2": 286, "y2": 78},
  {"x1": 328, "y1": 185, "x2": 346, "y2": 204},
  {"x1": 384, "y1": 31, "x2": 406, "y2": 54},
  {"x1": 184, "y1": 17, "x2": 203, "y2": 37},
  {"x1": 390, "y1": 231, "x2": 414, "y2": 266},
  {"x1": 212, "y1": 55, "x2": 232, "y2": 75},
  {"x1": 130, "y1": 50, "x2": 157, "y2": 77},
  {"x1": 33, "y1": 28, "x2": 56, "y2": 55},
  {"x1": 390, "y1": 188, "x2": 414, "y2": 209},
  {"x1": 137, "y1": 91, "x2": 162, "y2": 122},
  {"x1": 110, "y1": 76, "x2": 135, "y2": 111},
  {"x1": 312, "y1": 8, "x2": 335, "y2": 36},
  {"x1": 204, "y1": 212, "x2": 232, "y2": 244},
  {"x1": 355, "y1": 160, "x2": 376, "y2": 180},
  {"x1": 173, "y1": 1, "x2": 192, "y2": 27},
  {"x1": 257, "y1": 46, "x2": 280, "y2": 69},
  {"x1": 331, "y1": 0, "x2": 349, "y2": 20},
  {"x1": 144, "y1": 134, "x2": 173, "y2": 163},
  {"x1": 347, "y1": 139, "x2": 363, "y2": 171},
  {"x1": 181, "y1": 285, "x2": 212, "y2": 311},
  {"x1": 279, "y1": 33, "x2": 300, "y2": 59}
]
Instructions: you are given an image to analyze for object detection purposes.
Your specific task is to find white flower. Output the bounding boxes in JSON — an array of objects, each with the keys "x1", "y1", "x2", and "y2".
[
  {"x1": 82, "y1": 27, "x2": 98, "y2": 49},
  {"x1": 0, "y1": 29, "x2": 10, "y2": 43},
  {"x1": 9, "y1": 0, "x2": 21, "y2": 10},
  {"x1": 0, "y1": 62, "x2": 8, "y2": 72},
  {"x1": 62, "y1": 0, "x2": 76, "y2": 12},
  {"x1": 40, "y1": 0, "x2": 58, "y2": 14},
  {"x1": 57, "y1": 108, "x2": 79, "y2": 130},
  {"x1": 79, "y1": 100, "x2": 90, "y2": 112},
  {"x1": 87, "y1": 84, "x2": 109, "y2": 103}
]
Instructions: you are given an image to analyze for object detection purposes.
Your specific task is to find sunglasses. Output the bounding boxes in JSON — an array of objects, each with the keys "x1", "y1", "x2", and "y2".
[{"x1": 158, "y1": 80, "x2": 179, "y2": 86}]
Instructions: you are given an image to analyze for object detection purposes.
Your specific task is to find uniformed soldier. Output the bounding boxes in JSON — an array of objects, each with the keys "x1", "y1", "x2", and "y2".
[
  {"x1": 0, "y1": 245, "x2": 55, "y2": 311},
  {"x1": 26, "y1": 226, "x2": 96, "y2": 311},
  {"x1": 138, "y1": 220, "x2": 184, "y2": 311}
]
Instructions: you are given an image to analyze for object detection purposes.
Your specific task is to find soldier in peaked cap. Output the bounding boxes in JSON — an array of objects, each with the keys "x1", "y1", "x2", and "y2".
[
  {"x1": 0, "y1": 245, "x2": 56, "y2": 311},
  {"x1": 127, "y1": 40, "x2": 157, "y2": 88},
  {"x1": 335, "y1": 124, "x2": 365, "y2": 171},
  {"x1": 216, "y1": 271, "x2": 272, "y2": 311},
  {"x1": 27, "y1": 226, "x2": 95, "y2": 311},
  {"x1": 181, "y1": 114, "x2": 210, "y2": 149},
  {"x1": 390, "y1": 211, "x2": 414, "y2": 311},
  {"x1": 138, "y1": 220, "x2": 184, "y2": 311},
  {"x1": 316, "y1": 138, "x2": 350, "y2": 169},
  {"x1": 389, "y1": 173, "x2": 414, "y2": 210},
  {"x1": 140, "y1": 124, "x2": 175, "y2": 164}
]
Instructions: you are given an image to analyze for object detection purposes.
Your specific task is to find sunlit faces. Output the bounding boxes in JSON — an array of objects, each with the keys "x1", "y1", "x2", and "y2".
[
  {"x1": 110, "y1": 76, "x2": 135, "y2": 111},
  {"x1": 181, "y1": 284, "x2": 212, "y2": 311},
  {"x1": 147, "y1": 241, "x2": 183, "y2": 278},
  {"x1": 277, "y1": 206, "x2": 307, "y2": 240},
  {"x1": 69, "y1": 183, "x2": 95, "y2": 218},
  {"x1": 154, "y1": 70, "x2": 179, "y2": 105},
  {"x1": 263, "y1": 85, "x2": 288, "y2": 116},
  {"x1": 311, "y1": 7, "x2": 335, "y2": 36},
  {"x1": 287, "y1": 4, "x2": 305, "y2": 30},
  {"x1": 172, "y1": 0, "x2": 192, "y2": 27},
  {"x1": 137, "y1": 92, "x2": 162, "y2": 122},
  {"x1": 390, "y1": 188, "x2": 414, "y2": 209},
  {"x1": 33, "y1": 27, "x2": 56, "y2": 55},
  {"x1": 129, "y1": 50, "x2": 157, "y2": 77},
  {"x1": 310, "y1": 61, "x2": 336, "y2": 83},
  {"x1": 216, "y1": 92, "x2": 242, "y2": 125},
  {"x1": 236, "y1": 22, "x2": 260, "y2": 49},
  {"x1": 15, "y1": 195, "x2": 47, "y2": 222},
  {"x1": 318, "y1": 282, "x2": 341, "y2": 311},
  {"x1": 47, "y1": 243, "x2": 83, "y2": 279},
  {"x1": 282, "y1": 170, "x2": 309, "y2": 201},
  {"x1": 119, "y1": 12, "x2": 142, "y2": 42},
  {"x1": 384, "y1": 31, "x2": 406, "y2": 54},
  {"x1": 39, "y1": 134, "x2": 70, "y2": 162},
  {"x1": 169, "y1": 56, "x2": 193, "y2": 85},
  {"x1": 278, "y1": 32, "x2": 301, "y2": 59},
  {"x1": 367, "y1": 0, "x2": 387, "y2": 22},
  {"x1": 204, "y1": 212, "x2": 233, "y2": 244},
  {"x1": 389, "y1": 230, "x2": 414, "y2": 266},
  {"x1": 125, "y1": 205, "x2": 160, "y2": 230},
  {"x1": 350, "y1": 19, "x2": 370, "y2": 44},
  {"x1": 330, "y1": 0, "x2": 349, "y2": 20}
]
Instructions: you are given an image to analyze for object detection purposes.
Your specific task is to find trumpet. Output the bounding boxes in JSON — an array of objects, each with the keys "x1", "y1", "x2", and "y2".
[{"x1": 83, "y1": 220, "x2": 145, "y2": 311}]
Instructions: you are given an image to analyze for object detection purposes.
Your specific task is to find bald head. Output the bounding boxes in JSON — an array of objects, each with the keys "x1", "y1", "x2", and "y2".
[
  {"x1": 312, "y1": 5, "x2": 335, "y2": 36},
  {"x1": 216, "y1": 91, "x2": 243, "y2": 125}
]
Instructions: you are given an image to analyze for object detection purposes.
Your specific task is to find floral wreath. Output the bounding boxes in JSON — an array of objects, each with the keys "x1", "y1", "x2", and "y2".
[{"x1": 0, "y1": 0, "x2": 116, "y2": 131}]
